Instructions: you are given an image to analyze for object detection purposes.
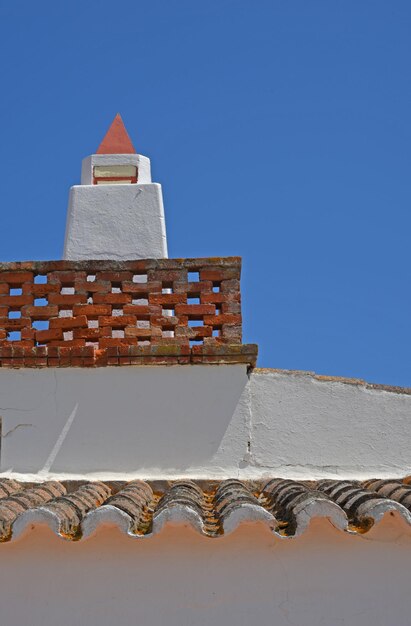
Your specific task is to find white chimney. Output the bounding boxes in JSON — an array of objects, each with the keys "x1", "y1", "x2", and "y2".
[{"x1": 63, "y1": 114, "x2": 168, "y2": 260}]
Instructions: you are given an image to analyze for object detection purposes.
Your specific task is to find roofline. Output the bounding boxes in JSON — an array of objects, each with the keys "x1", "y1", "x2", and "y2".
[{"x1": 253, "y1": 368, "x2": 411, "y2": 396}]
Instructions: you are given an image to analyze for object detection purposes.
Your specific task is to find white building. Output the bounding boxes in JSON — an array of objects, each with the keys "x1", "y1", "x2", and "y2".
[{"x1": 0, "y1": 115, "x2": 410, "y2": 626}]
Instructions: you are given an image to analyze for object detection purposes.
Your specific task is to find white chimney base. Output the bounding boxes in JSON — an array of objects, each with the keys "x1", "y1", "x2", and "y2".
[{"x1": 63, "y1": 183, "x2": 168, "y2": 260}]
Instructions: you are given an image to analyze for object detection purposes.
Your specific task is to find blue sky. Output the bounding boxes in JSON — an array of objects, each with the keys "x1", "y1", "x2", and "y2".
[{"x1": 0, "y1": 1, "x2": 410, "y2": 385}]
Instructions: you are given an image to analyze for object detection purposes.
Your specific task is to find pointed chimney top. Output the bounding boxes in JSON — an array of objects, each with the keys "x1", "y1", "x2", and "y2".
[{"x1": 96, "y1": 113, "x2": 136, "y2": 154}]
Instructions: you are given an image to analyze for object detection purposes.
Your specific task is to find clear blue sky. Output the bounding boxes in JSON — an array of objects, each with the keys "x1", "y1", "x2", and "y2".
[{"x1": 0, "y1": 1, "x2": 410, "y2": 386}]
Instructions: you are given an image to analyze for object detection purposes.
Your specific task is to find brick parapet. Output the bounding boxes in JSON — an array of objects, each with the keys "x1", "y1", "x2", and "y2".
[{"x1": 0, "y1": 258, "x2": 257, "y2": 368}]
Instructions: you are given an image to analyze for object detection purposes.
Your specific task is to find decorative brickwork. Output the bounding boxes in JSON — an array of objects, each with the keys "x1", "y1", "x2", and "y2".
[{"x1": 0, "y1": 258, "x2": 257, "y2": 368}]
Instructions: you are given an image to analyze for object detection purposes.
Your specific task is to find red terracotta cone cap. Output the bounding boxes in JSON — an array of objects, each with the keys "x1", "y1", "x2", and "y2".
[{"x1": 96, "y1": 114, "x2": 136, "y2": 154}]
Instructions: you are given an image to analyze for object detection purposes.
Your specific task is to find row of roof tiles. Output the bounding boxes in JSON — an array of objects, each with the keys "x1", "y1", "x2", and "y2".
[{"x1": 0, "y1": 477, "x2": 410, "y2": 542}]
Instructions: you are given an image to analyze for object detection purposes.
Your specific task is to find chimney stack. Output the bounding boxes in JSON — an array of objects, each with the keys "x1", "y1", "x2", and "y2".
[{"x1": 63, "y1": 114, "x2": 168, "y2": 260}]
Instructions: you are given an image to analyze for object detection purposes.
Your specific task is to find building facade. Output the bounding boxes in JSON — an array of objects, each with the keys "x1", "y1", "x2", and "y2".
[{"x1": 0, "y1": 115, "x2": 410, "y2": 626}]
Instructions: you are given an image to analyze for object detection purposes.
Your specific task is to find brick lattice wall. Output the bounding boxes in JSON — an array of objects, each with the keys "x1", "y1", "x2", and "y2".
[{"x1": 0, "y1": 258, "x2": 257, "y2": 367}]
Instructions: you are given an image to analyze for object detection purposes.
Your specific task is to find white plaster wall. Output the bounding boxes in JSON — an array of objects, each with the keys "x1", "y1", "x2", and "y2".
[
  {"x1": 1, "y1": 516, "x2": 411, "y2": 626},
  {"x1": 249, "y1": 370, "x2": 411, "y2": 479},
  {"x1": 63, "y1": 183, "x2": 168, "y2": 260},
  {"x1": 0, "y1": 365, "x2": 249, "y2": 476},
  {"x1": 0, "y1": 366, "x2": 410, "y2": 480}
]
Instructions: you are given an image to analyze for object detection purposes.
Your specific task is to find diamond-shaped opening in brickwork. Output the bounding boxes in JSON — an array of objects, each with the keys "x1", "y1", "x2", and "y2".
[{"x1": 34, "y1": 274, "x2": 47, "y2": 284}]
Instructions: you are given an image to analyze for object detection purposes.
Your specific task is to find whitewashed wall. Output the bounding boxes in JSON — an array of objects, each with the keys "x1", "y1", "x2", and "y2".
[
  {"x1": 0, "y1": 366, "x2": 410, "y2": 479},
  {"x1": 1, "y1": 515, "x2": 410, "y2": 626}
]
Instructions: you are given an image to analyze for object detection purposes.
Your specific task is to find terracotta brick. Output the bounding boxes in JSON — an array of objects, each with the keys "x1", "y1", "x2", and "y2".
[
  {"x1": 48, "y1": 339, "x2": 86, "y2": 348},
  {"x1": 21, "y1": 327, "x2": 36, "y2": 341},
  {"x1": 149, "y1": 293, "x2": 187, "y2": 305},
  {"x1": 175, "y1": 326, "x2": 212, "y2": 339},
  {"x1": 150, "y1": 315, "x2": 178, "y2": 327},
  {"x1": 0, "y1": 295, "x2": 34, "y2": 307},
  {"x1": 99, "y1": 337, "x2": 136, "y2": 348},
  {"x1": 200, "y1": 268, "x2": 240, "y2": 281},
  {"x1": 98, "y1": 315, "x2": 137, "y2": 328},
  {"x1": 49, "y1": 315, "x2": 87, "y2": 329},
  {"x1": 96, "y1": 271, "x2": 133, "y2": 282},
  {"x1": 24, "y1": 284, "x2": 60, "y2": 297},
  {"x1": 122, "y1": 305, "x2": 152, "y2": 317},
  {"x1": 204, "y1": 314, "x2": 241, "y2": 326},
  {"x1": 222, "y1": 326, "x2": 242, "y2": 341},
  {"x1": 106, "y1": 346, "x2": 119, "y2": 357},
  {"x1": 10, "y1": 346, "x2": 25, "y2": 358},
  {"x1": 174, "y1": 304, "x2": 215, "y2": 318},
  {"x1": 74, "y1": 281, "x2": 111, "y2": 294},
  {"x1": 0, "y1": 317, "x2": 30, "y2": 329},
  {"x1": 73, "y1": 328, "x2": 110, "y2": 340},
  {"x1": 47, "y1": 346, "x2": 60, "y2": 358},
  {"x1": 220, "y1": 279, "x2": 240, "y2": 293},
  {"x1": 48, "y1": 271, "x2": 81, "y2": 284},
  {"x1": 35, "y1": 328, "x2": 63, "y2": 343},
  {"x1": 148, "y1": 269, "x2": 186, "y2": 283},
  {"x1": 0, "y1": 272, "x2": 34, "y2": 284},
  {"x1": 70, "y1": 357, "x2": 83, "y2": 366},
  {"x1": 174, "y1": 281, "x2": 213, "y2": 295},
  {"x1": 73, "y1": 304, "x2": 112, "y2": 316},
  {"x1": 221, "y1": 301, "x2": 241, "y2": 314},
  {"x1": 200, "y1": 292, "x2": 239, "y2": 304},
  {"x1": 58, "y1": 347, "x2": 72, "y2": 366},
  {"x1": 124, "y1": 327, "x2": 152, "y2": 338},
  {"x1": 73, "y1": 346, "x2": 94, "y2": 358},
  {"x1": 95, "y1": 350, "x2": 108, "y2": 366},
  {"x1": 121, "y1": 281, "x2": 156, "y2": 294},
  {"x1": 48, "y1": 294, "x2": 87, "y2": 306},
  {"x1": 93, "y1": 293, "x2": 132, "y2": 305},
  {"x1": 34, "y1": 346, "x2": 48, "y2": 356}
]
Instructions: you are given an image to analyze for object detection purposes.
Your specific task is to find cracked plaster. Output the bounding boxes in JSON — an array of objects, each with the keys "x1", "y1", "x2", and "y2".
[{"x1": 0, "y1": 366, "x2": 409, "y2": 480}]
